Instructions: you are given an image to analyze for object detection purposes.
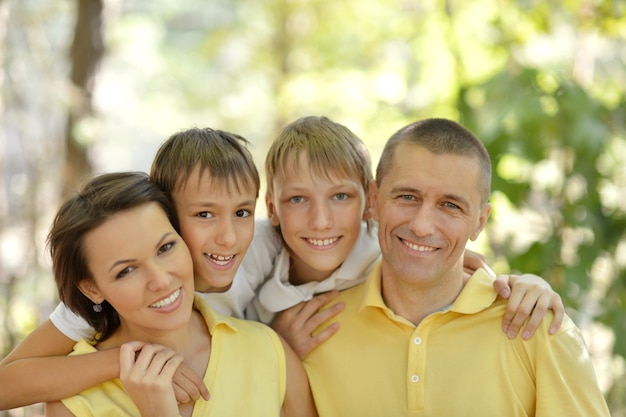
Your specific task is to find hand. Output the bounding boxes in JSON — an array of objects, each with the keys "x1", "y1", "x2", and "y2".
[
  {"x1": 493, "y1": 274, "x2": 565, "y2": 340},
  {"x1": 462, "y1": 249, "x2": 494, "y2": 276},
  {"x1": 173, "y1": 359, "x2": 210, "y2": 404},
  {"x1": 120, "y1": 342, "x2": 183, "y2": 417},
  {"x1": 271, "y1": 290, "x2": 344, "y2": 360}
]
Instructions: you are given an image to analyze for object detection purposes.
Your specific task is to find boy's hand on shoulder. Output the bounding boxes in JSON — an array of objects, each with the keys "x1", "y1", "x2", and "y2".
[
  {"x1": 495, "y1": 273, "x2": 564, "y2": 340},
  {"x1": 271, "y1": 290, "x2": 344, "y2": 360}
]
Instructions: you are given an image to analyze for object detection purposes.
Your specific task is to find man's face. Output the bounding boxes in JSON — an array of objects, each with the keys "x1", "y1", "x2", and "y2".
[{"x1": 370, "y1": 143, "x2": 491, "y2": 288}]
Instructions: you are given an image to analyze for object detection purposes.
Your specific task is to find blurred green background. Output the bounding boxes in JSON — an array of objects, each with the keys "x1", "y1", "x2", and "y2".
[{"x1": 1, "y1": 0, "x2": 624, "y2": 415}]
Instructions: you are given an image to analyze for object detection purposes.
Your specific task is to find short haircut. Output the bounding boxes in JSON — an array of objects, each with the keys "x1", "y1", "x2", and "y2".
[
  {"x1": 150, "y1": 127, "x2": 260, "y2": 199},
  {"x1": 375, "y1": 118, "x2": 492, "y2": 204},
  {"x1": 265, "y1": 116, "x2": 372, "y2": 199}
]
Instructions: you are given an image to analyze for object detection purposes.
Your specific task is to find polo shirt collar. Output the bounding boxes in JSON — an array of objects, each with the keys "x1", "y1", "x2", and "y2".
[{"x1": 359, "y1": 263, "x2": 498, "y2": 318}]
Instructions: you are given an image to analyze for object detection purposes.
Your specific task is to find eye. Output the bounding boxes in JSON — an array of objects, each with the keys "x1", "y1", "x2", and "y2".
[
  {"x1": 399, "y1": 195, "x2": 415, "y2": 201},
  {"x1": 235, "y1": 209, "x2": 252, "y2": 218},
  {"x1": 334, "y1": 193, "x2": 349, "y2": 201},
  {"x1": 289, "y1": 196, "x2": 304, "y2": 204},
  {"x1": 157, "y1": 241, "x2": 175, "y2": 255},
  {"x1": 196, "y1": 211, "x2": 213, "y2": 219},
  {"x1": 443, "y1": 201, "x2": 461, "y2": 210},
  {"x1": 116, "y1": 266, "x2": 134, "y2": 280}
]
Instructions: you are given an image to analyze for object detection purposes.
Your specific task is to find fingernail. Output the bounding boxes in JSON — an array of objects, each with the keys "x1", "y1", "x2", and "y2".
[
  {"x1": 522, "y1": 331, "x2": 530, "y2": 340},
  {"x1": 549, "y1": 326, "x2": 557, "y2": 335},
  {"x1": 502, "y1": 324, "x2": 509, "y2": 332},
  {"x1": 507, "y1": 330, "x2": 516, "y2": 339}
]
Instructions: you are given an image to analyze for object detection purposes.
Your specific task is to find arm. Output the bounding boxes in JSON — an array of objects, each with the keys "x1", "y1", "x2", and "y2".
[
  {"x1": 0, "y1": 320, "x2": 207, "y2": 410},
  {"x1": 271, "y1": 290, "x2": 344, "y2": 360},
  {"x1": 279, "y1": 336, "x2": 318, "y2": 417},
  {"x1": 45, "y1": 400, "x2": 76, "y2": 417},
  {"x1": 0, "y1": 320, "x2": 120, "y2": 410},
  {"x1": 494, "y1": 274, "x2": 564, "y2": 340}
]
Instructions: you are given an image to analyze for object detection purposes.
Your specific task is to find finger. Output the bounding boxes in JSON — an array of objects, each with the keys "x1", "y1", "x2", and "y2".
[
  {"x1": 506, "y1": 295, "x2": 537, "y2": 339},
  {"x1": 548, "y1": 295, "x2": 565, "y2": 335},
  {"x1": 119, "y1": 343, "x2": 141, "y2": 378},
  {"x1": 520, "y1": 295, "x2": 550, "y2": 340},
  {"x1": 301, "y1": 301, "x2": 344, "y2": 335},
  {"x1": 501, "y1": 284, "x2": 524, "y2": 335},
  {"x1": 304, "y1": 321, "x2": 340, "y2": 358},
  {"x1": 160, "y1": 353, "x2": 184, "y2": 379},
  {"x1": 174, "y1": 362, "x2": 210, "y2": 402},
  {"x1": 143, "y1": 349, "x2": 179, "y2": 379},
  {"x1": 493, "y1": 274, "x2": 512, "y2": 299}
]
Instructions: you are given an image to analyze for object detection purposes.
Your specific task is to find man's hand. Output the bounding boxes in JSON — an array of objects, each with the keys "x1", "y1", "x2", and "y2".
[
  {"x1": 493, "y1": 274, "x2": 564, "y2": 340},
  {"x1": 271, "y1": 290, "x2": 344, "y2": 360}
]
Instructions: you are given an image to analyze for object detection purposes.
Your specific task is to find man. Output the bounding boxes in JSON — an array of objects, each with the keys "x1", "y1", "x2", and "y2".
[{"x1": 303, "y1": 118, "x2": 610, "y2": 416}]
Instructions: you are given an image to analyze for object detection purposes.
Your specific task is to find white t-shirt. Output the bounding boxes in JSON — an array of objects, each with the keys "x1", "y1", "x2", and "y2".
[
  {"x1": 50, "y1": 218, "x2": 282, "y2": 341},
  {"x1": 247, "y1": 222, "x2": 381, "y2": 324}
]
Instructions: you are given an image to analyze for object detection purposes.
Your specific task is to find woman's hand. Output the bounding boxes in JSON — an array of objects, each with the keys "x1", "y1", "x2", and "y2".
[{"x1": 120, "y1": 342, "x2": 183, "y2": 417}]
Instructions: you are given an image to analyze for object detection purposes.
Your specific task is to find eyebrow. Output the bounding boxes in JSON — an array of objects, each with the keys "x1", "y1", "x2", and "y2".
[{"x1": 108, "y1": 232, "x2": 173, "y2": 273}]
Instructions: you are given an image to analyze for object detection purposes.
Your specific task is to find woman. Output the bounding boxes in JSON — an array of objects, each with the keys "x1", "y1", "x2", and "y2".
[{"x1": 44, "y1": 171, "x2": 316, "y2": 417}]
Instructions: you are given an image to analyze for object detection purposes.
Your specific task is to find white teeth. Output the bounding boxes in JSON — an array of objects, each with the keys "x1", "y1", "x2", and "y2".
[
  {"x1": 404, "y1": 241, "x2": 436, "y2": 252},
  {"x1": 307, "y1": 237, "x2": 339, "y2": 247},
  {"x1": 207, "y1": 253, "x2": 234, "y2": 266},
  {"x1": 150, "y1": 289, "x2": 181, "y2": 308}
]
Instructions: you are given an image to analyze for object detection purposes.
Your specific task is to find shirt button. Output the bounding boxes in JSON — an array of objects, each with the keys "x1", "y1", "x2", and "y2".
[
  {"x1": 411, "y1": 375, "x2": 420, "y2": 383},
  {"x1": 413, "y1": 337, "x2": 422, "y2": 345}
]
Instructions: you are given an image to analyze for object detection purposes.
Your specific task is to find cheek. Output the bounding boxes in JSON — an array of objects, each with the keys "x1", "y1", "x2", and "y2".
[{"x1": 237, "y1": 223, "x2": 255, "y2": 251}]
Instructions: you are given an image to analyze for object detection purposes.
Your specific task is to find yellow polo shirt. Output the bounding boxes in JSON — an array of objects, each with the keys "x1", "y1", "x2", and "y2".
[
  {"x1": 62, "y1": 296, "x2": 286, "y2": 416},
  {"x1": 304, "y1": 263, "x2": 610, "y2": 417}
]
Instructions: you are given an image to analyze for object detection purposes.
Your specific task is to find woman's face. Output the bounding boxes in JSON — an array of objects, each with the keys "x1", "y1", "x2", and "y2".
[{"x1": 80, "y1": 202, "x2": 196, "y2": 338}]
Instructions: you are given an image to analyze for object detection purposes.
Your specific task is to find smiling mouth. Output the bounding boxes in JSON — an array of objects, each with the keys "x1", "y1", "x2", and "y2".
[
  {"x1": 205, "y1": 253, "x2": 235, "y2": 266},
  {"x1": 402, "y1": 239, "x2": 437, "y2": 252},
  {"x1": 149, "y1": 288, "x2": 181, "y2": 308},
  {"x1": 306, "y1": 237, "x2": 340, "y2": 247}
]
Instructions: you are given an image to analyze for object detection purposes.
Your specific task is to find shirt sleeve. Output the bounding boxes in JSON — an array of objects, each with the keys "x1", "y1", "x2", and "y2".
[
  {"x1": 535, "y1": 324, "x2": 611, "y2": 416},
  {"x1": 49, "y1": 302, "x2": 96, "y2": 342}
]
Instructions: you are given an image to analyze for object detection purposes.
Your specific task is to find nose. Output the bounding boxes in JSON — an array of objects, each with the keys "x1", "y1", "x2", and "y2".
[
  {"x1": 146, "y1": 263, "x2": 172, "y2": 292},
  {"x1": 408, "y1": 205, "x2": 436, "y2": 237},
  {"x1": 309, "y1": 200, "x2": 333, "y2": 230},
  {"x1": 215, "y1": 218, "x2": 237, "y2": 248}
]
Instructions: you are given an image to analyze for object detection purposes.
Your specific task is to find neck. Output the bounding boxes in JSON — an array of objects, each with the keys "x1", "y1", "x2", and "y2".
[
  {"x1": 288, "y1": 254, "x2": 335, "y2": 286},
  {"x1": 380, "y1": 263, "x2": 466, "y2": 326},
  {"x1": 98, "y1": 309, "x2": 209, "y2": 357}
]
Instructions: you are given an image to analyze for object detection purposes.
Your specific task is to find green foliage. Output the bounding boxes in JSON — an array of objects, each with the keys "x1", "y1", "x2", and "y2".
[{"x1": 460, "y1": 66, "x2": 626, "y2": 360}]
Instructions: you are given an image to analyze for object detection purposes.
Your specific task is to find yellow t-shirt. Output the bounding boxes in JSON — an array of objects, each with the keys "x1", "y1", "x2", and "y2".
[
  {"x1": 62, "y1": 296, "x2": 286, "y2": 416},
  {"x1": 304, "y1": 263, "x2": 610, "y2": 417}
]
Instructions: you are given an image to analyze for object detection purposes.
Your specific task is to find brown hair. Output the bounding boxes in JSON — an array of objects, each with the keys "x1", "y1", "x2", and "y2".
[
  {"x1": 48, "y1": 172, "x2": 177, "y2": 342},
  {"x1": 150, "y1": 127, "x2": 260, "y2": 199},
  {"x1": 376, "y1": 118, "x2": 492, "y2": 204}
]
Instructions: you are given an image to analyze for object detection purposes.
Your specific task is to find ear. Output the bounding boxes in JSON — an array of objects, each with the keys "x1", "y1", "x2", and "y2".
[
  {"x1": 78, "y1": 279, "x2": 104, "y2": 305},
  {"x1": 265, "y1": 192, "x2": 281, "y2": 227},
  {"x1": 470, "y1": 203, "x2": 492, "y2": 241},
  {"x1": 367, "y1": 181, "x2": 380, "y2": 222}
]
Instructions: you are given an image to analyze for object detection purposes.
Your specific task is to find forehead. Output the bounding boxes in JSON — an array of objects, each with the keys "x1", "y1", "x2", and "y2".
[
  {"x1": 275, "y1": 152, "x2": 361, "y2": 185},
  {"x1": 381, "y1": 144, "x2": 482, "y2": 196},
  {"x1": 83, "y1": 204, "x2": 171, "y2": 264},
  {"x1": 175, "y1": 164, "x2": 257, "y2": 199}
]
